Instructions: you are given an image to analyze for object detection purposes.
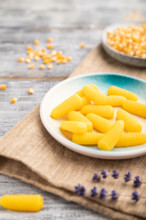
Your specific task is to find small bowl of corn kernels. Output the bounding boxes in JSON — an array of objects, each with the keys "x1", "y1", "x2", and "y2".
[{"x1": 102, "y1": 22, "x2": 146, "y2": 67}]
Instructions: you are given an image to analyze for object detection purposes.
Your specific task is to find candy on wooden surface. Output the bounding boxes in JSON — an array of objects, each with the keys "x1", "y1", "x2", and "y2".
[
  {"x1": 122, "y1": 100, "x2": 146, "y2": 118},
  {"x1": 86, "y1": 113, "x2": 113, "y2": 133},
  {"x1": 81, "y1": 105, "x2": 114, "y2": 119},
  {"x1": 68, "y1": 111, "x2": 93, "y2": 132},
  {"x1": 51, "y1": 94, "x2": 83, "y2": 119},
  {"x1": 0, "y1": 195, "x2": 43, "y2": 212},
  {"x1": 116, "y1": 109, "x2": 142, "y2": 132},
  {"x1": 60, "y1": 121, "x2": 87, "y2": 133},
  {"x1": 116, "y1": 133, "x2": 146, "y2": 147},
  {"x1": 83, "y1": 85, "x2": 107, "y2": 105},
  {"x1": 107, "y1": 86, "x2": 138, "y2": 101},
  {"x1": 104, "y1": 95, "x2": 126, "y2": 107},
  {"x1": 98, "y1": 120, "x2": 124, "y2": 151},
  {"x1": 72, "y1": 132, "x2": 104, "y2": 145}
]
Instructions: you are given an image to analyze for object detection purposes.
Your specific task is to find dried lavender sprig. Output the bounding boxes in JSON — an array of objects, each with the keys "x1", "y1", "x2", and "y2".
[
  {"x1": 91, "y1": 186, "x2": 98, "y2": 197},
  {"x1": 111, "y1": 190, "x2": 118, "y2": 200},
  {"x1": 101, "y1": 169, "x2": 108, "y2": 179},
  {"x1": 132, "y1": 191, "x2": 139, "y2": 202},
  {"x1": 133, "y1": 176, "x2": 141, "y2": 187},
  {"x1": 124, "y1": 171, "x2": 132, "y2": 182},
  {"x1": 100, "y1": 188, "x2": 107, "y2": 199},
  {"x1": 74, "y1": 184, "x2": 86, "y2": 196},
  {"x1": 112, "y1": 170, "x2": 119, "y2": 179},
  {"x1": 92, "y1": 173, "x2": 101, "y2": 182}
]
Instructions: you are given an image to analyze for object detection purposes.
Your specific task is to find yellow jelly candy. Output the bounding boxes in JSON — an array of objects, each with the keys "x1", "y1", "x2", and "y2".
[
  {"x1": 107, "y1": 86, "x2": 138, "y2": 101},
  {"x1": 68, "y1": 111, "x2": 93, "y2": 132},
  {"x1": 76, "y1": 96, "x2": 90, "y2": 110},
  {"x1": 83, "y1": 85, "x2": 107, "y2": 105},
  {"x1": 0, "y1": 195, "x2": 43, "y2": 212},
  {"x1": 98, "y1": 120, "x2": 124, "y2": 151},
  {"x1": 81, "y1": 105, "x2": 114, "y2": 119},
  {"x1": 76, "y1": 84, "x2": 98, "y2": 97},
  {"x1": 51, "y1": 94, "x2": 83, "y2": 119},
  {"x1": 86, "y1": 113, "x2": 113, "y2": 133},
  {"x1": 116, "y1": 109, "x2": 142, "y2": 132},
  {"x1": 122, "y1": 100, "x2": 146, "y2": 118},
  {"x1": 60, "y1": 121, "x2": 87, "y2": 133},
  {"x1": 116, "y1": 133, "x2": 146, "y2": 147},
  {"x1": 104, "y1": 95, "x2": 126, "y2": 107},
  {"x1": 72, "y1": 132, "x2": 104, "y2": 145}
]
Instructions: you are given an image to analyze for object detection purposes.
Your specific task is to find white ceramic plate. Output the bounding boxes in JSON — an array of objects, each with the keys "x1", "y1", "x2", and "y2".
[
  {"x1": 102, "y1": 22, "x2": 146, "y2": 67},
  {"x1": 40, "y1": 73, "x2": 146, "y2": 160}
]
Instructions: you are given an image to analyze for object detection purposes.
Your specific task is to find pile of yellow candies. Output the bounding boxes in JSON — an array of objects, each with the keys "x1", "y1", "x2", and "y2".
[{"x1": 107, "y1": 24, "x2": 146, "y2": 58}]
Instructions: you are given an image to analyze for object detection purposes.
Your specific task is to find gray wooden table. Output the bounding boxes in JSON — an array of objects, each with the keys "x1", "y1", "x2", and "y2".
[{"x1": 0, "y1": 0, "x2": 145, "y2": 219}]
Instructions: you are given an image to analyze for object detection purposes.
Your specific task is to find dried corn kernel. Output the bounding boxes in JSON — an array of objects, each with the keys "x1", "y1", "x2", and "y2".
[
  {"x1": 0, "y1": 194, "x2": 43, "y2": 212},
  {"x1": 41, "y1": 48, "x2": 45, "y2": 52},
  {"x1": 72, "y1": 132, "x2": 104, "y2": 145},
  {"x1": 34, "y1": 40, "x2": 39, "y2": 45},
  {"x1": 81, "y1": 105, "x2": 114, "y2": 119},
  {"x1": 47, "y1": 44, "x2": 53, "y2": 49},
  {"x1": 34, "y1": 56, "x2": 39, "y2": 61},
  {"x1": 122, "y1": 100, "x2": 146, "y2": 118},
  {"x1": 25, "y1": 58, "x2": 31, "y2": 63},
  {"x1": 83, "y1": 85, "x2": 107, "y2": 105},
  {"x1": 44, "y1": 59, "x2": 50, "y2": 64},
  {"x1": 47, "y1": 63, "x2": 53, "y2": 69},
  {"x1": 86, "y1": 113, "x2": 113, "y2": 133},
  {"x1": 107, "y1": 86, "x2": 138, "y2": 101},
  {"x1": 28, "y1": 88, "x2": 34, "y2": 94},
  {"x1": 116, "y1": 109, "x2": 142, "y2": 132},
  {"x1": 28, "y1": 64, "x2": 35, "y2": 69},
  {"x1": 98, "y1": 120, "x2": 124, "y2": 151},
  {"x1": 47, "y1": 38, "x2": 53, "y2": 42},
  {"x1": 66, "y1": 56, "x2": 72, "y2": 62},
  {"x1": 27, "y1": 46, "x2": 33, "y2": 51},
  {"x1": 51, "y1": 94, "x2": 83, "y2": 119},
  {"x1": 60, "y1": 121, "x2": 87, "y2": 133},
  {"x1": 116, "y1": 133, "x2": 146, "y2": 147},
  {"x1": 11, "y1": 98, "x2": 17, "y2": 103},
  {"x1": 39, "y1": 64, "x2": 45, "y2": 70},
  {"x1": 0, "y1": 84, "x2": 7, "y2": 90},
  {"x1": 80, "y1": 43, "x2": 86, "y2": 48},
  {"x1": 18, "y1": 57, "x2": 24, "y2": 62},
  {"x1": 68, "y1": 111, "x2": 93, "y2": 132},
  {"x1": 105, "y1": 95, "x2": 126, "y2": 107}
]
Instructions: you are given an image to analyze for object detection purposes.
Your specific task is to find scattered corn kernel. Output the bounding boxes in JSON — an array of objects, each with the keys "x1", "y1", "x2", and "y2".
[
  {"x1": 47, "y1": 38, "x2": 53, "y2": 42},
  {"x1": 47, "y1": 63, "x2": 53, "y2": 69},
  {"x1": 11, "y1": 98, "x2": 17, "y2": 103},
  {"x1": 25, "y1": 58, "x2": 31, "y2": 63},
  {"x1": 28, "y1": 88, "x2": 34, "y2": 94},
  {"x1": 34, "y1": 56, "x2": 39, "y2": 61},
  {"x1": 34, "y1": 40, "x2": 39, "y2": 46},
  {"x1": 47, "y1": 44, "x2": 53, "y2": 49},
  {"x1": 0, "y1": 84, "x2": 7, "y2": 90},
  {"x1": 39, "y1": 64, "x2": 45, "y2": 70},
  {"x1": 28, "y1": 63, "x2": 35, "y2": 69},
  {"x1": 80, "y1": 43, "x2": 86, "y2": 48},
  {"x1": 66, "y1": 56, "x2": 72, "y2": 61},
  {"x1": 27, "y1": 46, "x2": 33, "y2": 51},
  {"x1": 18, "y1": 57, "x2": 24, "y2": 63}
]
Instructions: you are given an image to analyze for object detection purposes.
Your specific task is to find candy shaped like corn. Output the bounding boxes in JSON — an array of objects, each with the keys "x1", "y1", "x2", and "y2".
[
  {"x1": 76, "y1": 96, "x2": 90, "y2": 110},
  {"x1": 104, "y1": 95, "x2": 126, "y2": 107},
  {"x1": 72, "y1": 132, "x2": 104, "y2": 145},
  {"x1": 107, "y1": 86, "x2": 138, "y2": 101},
  {"x1": 60, "y1": 121, "x2": 87, "y2": 133},
  {"x1": 83, "y1": 85, "x2": 107, "y2": 105},
  {"x1": 76, "y1": 84, "x2": 98, "y2": 97},
  {"x1": 116, "y1": 109, "x2": 142, "y2": 132},
  {"x1": 51, "y1": 94, "x2": 83, "y2": 119},
  {"x1": 86, "y1": 113, "x2": 113, "y2": 133},
  {"x1": 68, "y1": 111, "x2": 93, "y2": 132},
  {"x1": 0, "y1": 195, "x2": 43, "y2": 212},
  {"x1": 81, "y1": 105, "x2": 114, "y2": 119},
  {"x1": 122, "y1": 100, "x2": 146, "y2": 118},
  {"x1": 116, "y1": 133, "x2": 146, "y2": 147},
  {"x1": 98, "y1": 120, "x2": 124, "y2": 151}
]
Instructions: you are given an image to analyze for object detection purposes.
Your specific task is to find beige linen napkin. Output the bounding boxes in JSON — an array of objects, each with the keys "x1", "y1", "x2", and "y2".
[{"x1": 0, "y1": 12, "x2": 146, "y2": 220}]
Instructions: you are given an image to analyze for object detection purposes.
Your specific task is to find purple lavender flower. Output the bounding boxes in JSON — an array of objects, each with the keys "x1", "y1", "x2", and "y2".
[
  {"x1": 124, "y1": 171, "x2": 132, "y2": 182},
  {"x1": 112, "y1": 170, "x2": 119, "y2": 179},
  {"x1": 133, "y1": 176, "x2": 141, "y2": 187},
  {"x1": 101, "y1": 169, "x2": 108, "y2": 179},
  {"x1": 91, "y1": 186, "x2": 98, "y2": 197},
  {"x1": 100, "y1": 188, "x2": 107, "y2": 199},
  {"x1": 92, "y1": 173, "x2": 101, "y2": 182},
  {"x1": 132, "y1": 191, "x2": 139, "y2": 202},
  {"x1": 74, "y1": 184, "x2": 86, "y2": 196},
  {"x1": 111, "y1": 190, "x2": 118, "y2": 200}
]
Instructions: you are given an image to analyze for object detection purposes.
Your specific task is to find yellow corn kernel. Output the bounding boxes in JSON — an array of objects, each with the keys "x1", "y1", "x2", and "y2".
[
  {"x1": 76, "y1": 84, "x2": 99, "y2": 97},
  {"x1": 62, "y1": 58, "x2": 68, "y2": 64},
  {"x1": 83, "y1": 85, "x2": 107, "y2": 105},
  {"x1": 34, "y1": 56, "x2": 39, "y2": 61},
  {"x1": 0, "y1": 195, "x2": 43, "y2": 212},
  {"x1": 51, "y1": 94, "x2": 83, "y2": 119},
  {"x1": 44, "y1": 59, "x2": 50, "y2": 64},
  {"x1": 122, "y1": 100, "x2": 146, "y2": 118},
  {"x1": 80, "y1": 43, "x2": 86, "y2": 48},
  {"x1": 66, "y1": 56, "x2": 72, "y2": 61},
  {"x1": 56, "y1": 59, "x2": 63, "y2": 64},
  {"x1": 81, "y1": 105, "x2": 114, "y2": 119},
  {"x1": 116, "y1": 109, "x2": 142, "y2": 132},
  {"x1": 18, "y1": 57, "x2": 24, "y2": 62},
  {"x1": 47, "y1": 44, "x2": 53, "y2": 49},
  {"x1": 28, "y1": 88, "x2": 34, "y2": 94},
  {"x1": 116, "y1": 133, "x2": 146, "y2": 147},
  {"x1": 27, "y1": 46, "x2": 33, "y2": 51},
  {"x1": 39, "y1": 64, "x2": 45, "y2": 70},
  {"x1": 68, "y1": 111, "x2": 93, "y2": 132},
  {"x1": 0, "y1": 84, "x2": 7, "y2": 90},
  {"x1": 28, "y1": 64, "x2": 35, "y2": 69},
  {"x1": 98, "y1": 120, "x2": 124, "y2": 151},
  {"x1": 47, "y1": 63, "x2": 53, "y2": 69},
  {"x1": 34, "y1": 40, "x2": 39, "y2": 45},
  {"x1": 105, "y1": 95, "x2": 126, "y2": 107},
  {"x1": 25, "y1": 58, "x2": 31, "y2": 63},
  {"x1": 10, "y1": 98, "x2": 17, "y2": 103},
  {"x1": 86, "y1": 113, "x2": 113, "y2": 133},
  {"x1": 107, "y1": 86, "x2": 138, "y2": 101},
  {"x1": 60, "y1": 121, "x2": 87, "y2": 133},
  {"x1": 47, "y1": 38, "x2": 53, "y2": 42},
  {"x1": 72, "y1": 132, "x2": 104, "y2": 145}
]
